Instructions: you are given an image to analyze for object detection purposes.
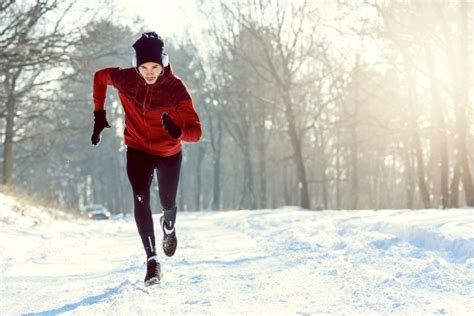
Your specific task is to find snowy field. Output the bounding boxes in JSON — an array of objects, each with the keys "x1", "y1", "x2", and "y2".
[{"x1": 1, "y1": 193, "x2": 473, "y2": 315}]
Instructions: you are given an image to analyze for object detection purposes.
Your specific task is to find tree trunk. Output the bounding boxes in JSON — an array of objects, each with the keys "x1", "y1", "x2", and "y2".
[
  {"x1": 3, "y1": 99, "x2": 15, "y2": 185},
  {"x1": 83, "y1": 175, "x2": 88, "y2": 207},
  {"x1": 449, "y1": 165, "x2": 461, "y2": 208},
  {"x1": 424, "y1": 44, "x2": 449, "y2": 208},
  {"x1": 404, "y1": 60, "x2": 431, "y2": 208},
  {"x1": 195, "y1": 144, "x2": 205, "y2": 211},
  {"x1": 402, "y1": 144, "x2": 415, "y2": 209},
  {"x1": 211, "y1": 118, "x2": 223, "y2": 210},
  {"x1": 369, "y1": 155, "x2": 380, "y2": 208},
  {"x1": 350, "y1": 116, "x2": 359, "y2": 210},
  {"x1": 350, "y1": 55, "x2": 360, "y2": 210},
  {"x1": 412, "y1": 130, "x2": 431, "y2": 208},
  {"x1": 336, "y1": 149, "x2": 342, "y2": 210},
  {"x1": 211, "y1": 153, "x2": 221, "y2": 210},
  {"x1": 118, "y1": 154, "x2": 127, "y2": 214},
  {"x1": 257, "y1": 135, "x2": 267, "y2": 209},
  {"x1": 283, "y1": 162, "x2": 291, "y2": 206},
  {"x1": 321, "y1": 162, "x2": 328, "y2": 210},
  {"x1": 319, "y1": 132, "x2": 328, "y2": 210},
  {"x1": 282, "y1": 91, "x2": 310, "y2": 210},
  {"x1": 238, "y1": 142, "x2": 256, "y2": 209},
  {"x1": 105, "y1": 153, "x2": 117, "y2": 213},
  {"x1": 2, "y1": 70, "x2": 19, "y2": 185},
  {"x1": 456, "y1": 1, "x2": 474, "y2": 206}
]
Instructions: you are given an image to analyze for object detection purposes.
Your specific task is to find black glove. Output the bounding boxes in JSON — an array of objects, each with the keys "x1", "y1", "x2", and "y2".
[
  {"x1": 91, "y1": 110, "x2": 111, "y2": 145},
  {"x1": 161, "y1": 112, "x2": 182, "y2": 139}
]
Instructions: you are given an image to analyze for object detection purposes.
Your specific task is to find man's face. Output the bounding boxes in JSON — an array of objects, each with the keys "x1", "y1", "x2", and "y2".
[{"x1": 138, "y1": 62, "x2": 163, "y2": 84}]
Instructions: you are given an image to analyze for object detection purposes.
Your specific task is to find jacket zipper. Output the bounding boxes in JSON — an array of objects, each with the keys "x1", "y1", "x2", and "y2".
[{"x1": 142, "y1": 85, "x2": 151, "y2": 149}]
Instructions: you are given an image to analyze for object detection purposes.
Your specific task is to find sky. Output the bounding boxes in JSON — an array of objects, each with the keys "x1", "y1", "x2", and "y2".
[{"x1": 114, "y1": 0, "x2": 200, "y2": 40}]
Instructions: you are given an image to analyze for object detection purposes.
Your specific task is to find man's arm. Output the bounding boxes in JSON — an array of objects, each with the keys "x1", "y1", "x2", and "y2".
[
  {"x1": 93, "y1": 67, "x2": 119, "y2": 111},
  {"x1": 91, "y1": 67, "x2": 119, "y2": 145},
  {"x1": 177, "y1": 98, "x2": 202, "y2": 142}
]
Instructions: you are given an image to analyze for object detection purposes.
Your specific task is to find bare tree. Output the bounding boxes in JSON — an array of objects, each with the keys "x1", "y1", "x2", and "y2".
[
  {"x1": 206, "y1": 0, "x2": 328, "y2": 209},
  {"x1": 0, "y1": 0, "x2": 82, "y2": 185}
]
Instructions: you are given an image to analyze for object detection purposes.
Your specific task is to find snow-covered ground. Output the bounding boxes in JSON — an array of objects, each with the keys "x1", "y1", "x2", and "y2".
[{"x1": 1, "y1": 193, "x2": 473, "y2": 315}]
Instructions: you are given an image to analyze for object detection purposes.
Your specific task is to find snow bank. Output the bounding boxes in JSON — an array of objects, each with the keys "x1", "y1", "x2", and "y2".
[
  {"x1": 0, "y1": 192, "x2": 74, "y2": 226},
  {"x1": 339, "y1": 209, "x2": 474, "y2": 263}
]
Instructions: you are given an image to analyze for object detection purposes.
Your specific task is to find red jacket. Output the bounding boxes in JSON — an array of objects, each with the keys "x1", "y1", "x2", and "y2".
[{"x1": 93, "y1": 65, "x2": 201, "y2": 156}]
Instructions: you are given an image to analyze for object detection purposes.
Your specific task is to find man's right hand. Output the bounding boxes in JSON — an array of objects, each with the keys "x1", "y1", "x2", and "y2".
[{"x1": 91, "y1": 110, "x2": 111, "y2": 145}]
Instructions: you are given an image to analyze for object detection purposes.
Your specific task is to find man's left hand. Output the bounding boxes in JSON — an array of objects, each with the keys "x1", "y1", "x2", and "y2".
[{"x1": 161, "y1": 112, "x2": 182, "y2": 139}]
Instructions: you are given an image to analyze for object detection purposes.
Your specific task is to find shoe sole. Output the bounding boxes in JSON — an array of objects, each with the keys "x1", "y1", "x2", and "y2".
[
  {"x1": 160, "y1": 216, "x2": 177, "y2": 257},
  {"x1": 144, "y1": 276, "x2": 161, "y2": 287}
]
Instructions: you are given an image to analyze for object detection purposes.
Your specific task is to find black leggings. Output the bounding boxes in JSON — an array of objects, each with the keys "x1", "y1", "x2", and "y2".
[{"x1": 126, "y1": 147, "x2": 182, "y2": 258}]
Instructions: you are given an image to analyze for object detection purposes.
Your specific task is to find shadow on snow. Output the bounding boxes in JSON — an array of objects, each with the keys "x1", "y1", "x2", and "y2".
[{"x1": 23, "y1": 280, "x2": 144, "y2": 316}]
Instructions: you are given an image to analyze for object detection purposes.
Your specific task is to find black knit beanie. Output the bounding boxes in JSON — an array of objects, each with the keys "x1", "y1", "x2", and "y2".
[{"x1": 132, "y1": 32, "x2": 164, "y2": 67}]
